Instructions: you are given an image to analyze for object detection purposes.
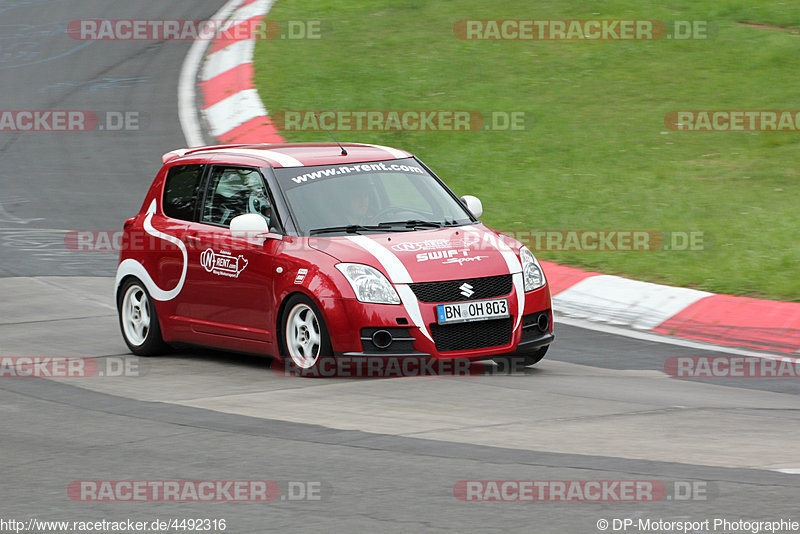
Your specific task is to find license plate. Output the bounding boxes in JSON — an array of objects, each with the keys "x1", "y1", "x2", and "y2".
[{"x1": 436, "y1": 298, "x2": 509, "y2": 324}]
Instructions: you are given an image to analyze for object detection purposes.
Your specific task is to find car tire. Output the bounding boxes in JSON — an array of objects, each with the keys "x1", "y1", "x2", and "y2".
[
  {"x1": 117, "y1": 278, "x2": 170, "y2": 356},
  {"x1": 281, "y1": 294, "x2": 333, "y2": 374},
  {"x1": 493, "y1": 346, "x2": 548, "y2": 370}
]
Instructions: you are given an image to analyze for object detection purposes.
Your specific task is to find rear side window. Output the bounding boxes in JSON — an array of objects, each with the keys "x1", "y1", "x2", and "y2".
[{"x1": 163, "y1": 165, "x2": 204, "y2": 221}]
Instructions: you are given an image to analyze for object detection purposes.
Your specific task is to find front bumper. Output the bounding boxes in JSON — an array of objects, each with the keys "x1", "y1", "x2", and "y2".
[{"x1": 319, "y1": 284, "x2": 553, "y2": 359}]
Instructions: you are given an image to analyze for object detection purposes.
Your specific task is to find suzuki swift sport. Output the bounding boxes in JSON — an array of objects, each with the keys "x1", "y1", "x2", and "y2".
[{"x1": 115, "y1": 143, "x2": 553, "y2": 373}]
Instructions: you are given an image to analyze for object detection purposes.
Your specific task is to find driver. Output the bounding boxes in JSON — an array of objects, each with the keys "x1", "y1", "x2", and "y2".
[{"x1": 345, "y1": 187, "x2": 373, "y2": 225}]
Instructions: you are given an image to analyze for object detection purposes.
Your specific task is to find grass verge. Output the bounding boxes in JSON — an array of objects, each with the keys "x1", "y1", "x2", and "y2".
[{"x1": 254, "y1": 0, "x2": 800, "y2": 300}]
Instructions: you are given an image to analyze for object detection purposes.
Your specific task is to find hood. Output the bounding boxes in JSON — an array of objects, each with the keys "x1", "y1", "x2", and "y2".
[{"x1": 308, "y1": 224, "x2": 522, "y2": 284}]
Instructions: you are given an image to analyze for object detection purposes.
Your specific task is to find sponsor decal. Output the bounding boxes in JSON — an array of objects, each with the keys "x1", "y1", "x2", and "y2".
[
  {"x1": 416, "y1": 248, "x2": 488, "y2": 265},
  {"x1": 280, "y1": 160, "x2": 426, "y2": 187},
  {"x1": 294, "y1": 268, "x2": 309, "y2": 284},
  {"x1": 200, "y1": 249, "x2": 248, "y2": 278},
  {"x1": 392, "y1": 239, "x2": 465, "y2": 252}
]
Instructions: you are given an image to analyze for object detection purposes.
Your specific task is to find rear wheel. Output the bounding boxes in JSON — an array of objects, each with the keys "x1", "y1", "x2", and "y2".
[
  {"x1": 282, "y1": 294, "x2": 333, "y2": 372},
  {"x1": 118, "y1": 278, "x2": 170, "y2": 356}
]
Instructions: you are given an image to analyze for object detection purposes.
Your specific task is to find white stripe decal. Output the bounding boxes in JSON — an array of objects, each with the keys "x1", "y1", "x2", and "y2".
[
  {"x1": 346, "y1": 236, "x2": 432, "y2": 342},
  {"x1": 512, "y1": 272, "x2": 525, "y2": 332},
  {"x1": 204, "y1": 90, "x2": 267, "y2": 137},
  {"x1": 201, "y1": 39, "x2": 255, "y2": 81},
  {"x1": 493, "y1": 236, "x2": 525, "y2": 332},
  {"x1": 395, "y1": 285, "x2": 433, "y2": 342},
  {"x1": 115, "y1": 200, "x2": 187, "y2": 302},
  {"x1": 495, "y1": 236, "x2": 523, "y2": 274},
  {"x1": 346, "y1": 235, "x2": 412, "y2": 284},
  {"x1": 366, "y1": 144, "x2": 409, "y2": 160},
  {"x1": 213, "y1": 147, "x2": 304, "y2": 167}
]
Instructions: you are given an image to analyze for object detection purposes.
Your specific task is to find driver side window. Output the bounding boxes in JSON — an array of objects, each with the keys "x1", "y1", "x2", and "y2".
[{"x1": 201, "y1": 167, "x2": 273, "y2": 228}]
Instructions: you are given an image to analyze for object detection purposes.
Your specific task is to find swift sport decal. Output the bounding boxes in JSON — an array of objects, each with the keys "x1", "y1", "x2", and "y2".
[
  {"x1": 415, "y1": 249, "x2": 489, "y2": 265},
  {"x1": 442, "y1": 255, "x2": 489, "y2": 266},
  {"x1": 346, "y1": 235, "x2": 433, "y2": 342},
  {"x1": 114, "y1": 200, "x2": 187, "y2": 301},
  {"x1": 200, "y1": 248, "x2": 248, "y2": 278}
]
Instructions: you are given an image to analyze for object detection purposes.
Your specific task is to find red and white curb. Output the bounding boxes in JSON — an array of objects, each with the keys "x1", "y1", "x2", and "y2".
[
  {"x1": 543, "y1": 261, "x2": 800, "y2": 355},
  {"x1": 179, "y1": 0, "x2": 284, "y2": 147},
  {"x1": 178, "y1": 2, "x2": 800, "y2": 356}
]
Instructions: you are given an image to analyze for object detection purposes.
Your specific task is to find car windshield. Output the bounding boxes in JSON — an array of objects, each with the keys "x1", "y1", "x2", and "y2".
[{"x1": 272, "y1": 158, "x2": 475, "y2": 235}]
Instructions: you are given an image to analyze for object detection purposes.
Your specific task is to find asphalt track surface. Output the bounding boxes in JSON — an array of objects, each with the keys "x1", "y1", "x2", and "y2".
[{"x1": 0, "y1": 2, "x2": 798, "y2": 533}]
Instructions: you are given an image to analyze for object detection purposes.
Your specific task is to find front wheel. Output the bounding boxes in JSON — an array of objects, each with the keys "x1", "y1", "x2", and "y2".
[
  {"x1": 281, "y1": 294, "x2": 333, "y2": 372},
  {"x1": 117, "y1": 278, "x2": 170, "y2": 356}
]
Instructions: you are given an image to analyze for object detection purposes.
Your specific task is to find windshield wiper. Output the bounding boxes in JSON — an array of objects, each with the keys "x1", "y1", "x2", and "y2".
[
  {"x1": 377, "y1": 219, "x2": 444, "y2": 229},
  {"x1": 309, "y1": 225, "x2": 405, "y2": 236}
]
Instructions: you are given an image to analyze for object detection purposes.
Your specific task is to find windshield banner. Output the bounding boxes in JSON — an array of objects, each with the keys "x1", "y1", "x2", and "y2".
[{"x1": 276, "y1": 158, "x2": 427, "y2": 189}]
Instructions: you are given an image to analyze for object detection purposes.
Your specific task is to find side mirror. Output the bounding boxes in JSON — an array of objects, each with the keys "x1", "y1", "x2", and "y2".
[
  {"x1": 230, "y1": 214, "x2": 281, "y2": 240},
  {"x1": 460, "y1": 195, "x2": 483, "y2": 219}
]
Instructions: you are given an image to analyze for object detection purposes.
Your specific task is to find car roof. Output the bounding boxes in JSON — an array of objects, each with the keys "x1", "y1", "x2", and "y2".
[{"x1": 162, "y1": 142, "x2": 413, "y2": 168}]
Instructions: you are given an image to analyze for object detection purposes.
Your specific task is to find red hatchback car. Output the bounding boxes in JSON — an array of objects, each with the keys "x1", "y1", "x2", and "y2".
[{"x1": 115, "y1": 143, "x2": 553, "y2": 372}]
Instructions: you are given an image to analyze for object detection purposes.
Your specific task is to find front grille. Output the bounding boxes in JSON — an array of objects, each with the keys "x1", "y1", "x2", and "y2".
[
  {"x1": 429, "y1": 317, "x2": 512, "y2": 352},
  {"x1": 409, "y1": 274, "x2": 512, "y2": 303}
]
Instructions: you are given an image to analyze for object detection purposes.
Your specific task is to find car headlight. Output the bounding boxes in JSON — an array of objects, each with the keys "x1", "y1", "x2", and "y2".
[
  {"x1": 519, "y1": 246, "x2": 546, "y2": 292},
  {"x1": 335, "y1": 263, "x2": 401, "y2": 304}
]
